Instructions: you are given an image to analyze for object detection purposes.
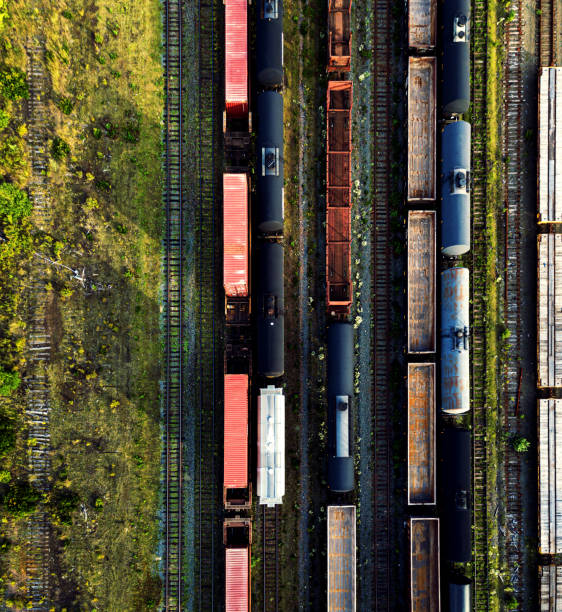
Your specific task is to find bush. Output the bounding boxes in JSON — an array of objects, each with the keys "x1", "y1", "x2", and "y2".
[
  {"x1": 0, "y1": 367, "x2": 19, "y2": 395},
  {"x1": 512, "y1": 435, "x2": 531, "y2": 453},
  {"x1": 49, "y1": 488, "x2": 79, "y2": 524},
  {"x1": 0, "y1": 470, "x2": 10, "y2": 484},
  {"x1": 0, "y1": 413, "x2": 15, "y2": 457},
  {"x1": 2, "y1": 481, "x2": 41, "y2": 516},
  {"x1": 0, "y1": 109, "x2": 9, "y2": 131},
  {"x1": 0, "y1": 68, "x2": 28, "y2": 101},
  {"x1": 51, "y1": 136, "x2": 70, "y2": 160},
  {"x1": 56, "y1": 96, "x2": 74, "y2": 115},
  {"x1": 0, "y1": 182, "x2": 31, "y2": 222},
  {"x1": 0, "y1": 136, "x2": 25, "y2": 175}
]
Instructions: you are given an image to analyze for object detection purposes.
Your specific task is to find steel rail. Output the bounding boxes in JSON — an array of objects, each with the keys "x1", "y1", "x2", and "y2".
[{"x1": 263, "y1": 505, "x2": 280, "y2": 612}]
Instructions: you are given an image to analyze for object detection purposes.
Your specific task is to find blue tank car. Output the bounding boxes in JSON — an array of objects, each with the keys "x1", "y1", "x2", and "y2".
[
  {"x1": 327, "y1": 322, "x2": 354, "y2": 493},
  {"x1": 256, "y1": 0, "x2": 284, "y2": 89},
  {"x1": 440, "y1": 0, "x2": 471, "y2": 114},
  {"x1": 256, "y1": 92, "x2": 284, "y2": 233},
  {"x1": 441, "y1": 268, "x2": 470, "y2": 414},
  {"x1": 441, "y1": 121, "x2": 471, "y2": 256}
]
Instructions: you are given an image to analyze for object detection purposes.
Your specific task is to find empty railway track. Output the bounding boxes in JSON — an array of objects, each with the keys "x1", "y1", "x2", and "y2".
[
  {"x1": 503, "y1": 0, "x2": 525, "y2": 603},
  {"x1": 539, "y1": 0, "x2": 557, "y2": 67},
  {"x1": 263, "y1": 506, "x2": 280, "y2": 612},
  {"x1": 162, "y1": 0, "x2": 184, "y2": 608},
  {"x1": 195, "y1": 0, "x2": 220, "y2": 609},
  {"x1": 471, "y1": 0, "x2": 491, "y2": 608},
  {"x1": 372, "y1": 0, "x2": 392, "y2": 607}
]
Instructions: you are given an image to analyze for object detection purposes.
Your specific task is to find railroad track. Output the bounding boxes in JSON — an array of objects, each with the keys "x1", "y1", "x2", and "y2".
[
  {"x1": 263, "y1": 506, "x2": 280, "y2": 612},
  {"x1": 25, "y1": 40, "x2": 53, "y2": 612},
  {"x1": 471, "y1": 0, "x2": 490, "y2": 608},
  {"x1": 162, "y1": 0, "x2": 184, "y2": 607},
  {"x1": 372, "y1": 0, "x2": 392, "y2": 607},
  {"x1": 195, "y1": 0, "x2": 219, "y2": 609},
  {"x1": 539, "y1": 0, "x2": 557, "y2": 67},
  {"x1": 503, "y1": 0, "x2": 525, "y2": 604}
]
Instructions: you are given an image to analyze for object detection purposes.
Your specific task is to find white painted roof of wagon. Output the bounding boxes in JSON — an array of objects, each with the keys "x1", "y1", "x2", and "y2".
[
  {"x1": 539, "y1": 400, "x2": 562, "y2": 554},
  {"x1": 257, "y1": 386, "x2": 285, "y2": 506},
  {"x1": 538, "y1": 68, "x2": 562, "y2": 222},
  {"x1": 538, "y1": 234, "x2": 562, "y2": 387},
  {"x1": 540, "y1": 565, "x2": 562, "y2": 610}
]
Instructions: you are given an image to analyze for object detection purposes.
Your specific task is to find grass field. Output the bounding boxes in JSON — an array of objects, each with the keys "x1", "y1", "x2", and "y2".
[{"x1": 0, "y1": 0, "x2": 164, "y2": 608}]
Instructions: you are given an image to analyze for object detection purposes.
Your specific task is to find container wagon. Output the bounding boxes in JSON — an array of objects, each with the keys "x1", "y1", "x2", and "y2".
[
  {"x1": 257, "y1": 241, "x2": 284, "y2": 378},
  {"x1": 407, "y1": 363, "x2": 436, "y2": 505},
  {"x1": 439, "y1": 0, "x2": 470, "y2": 115},
  {"x1": 326, "y1": 81, "x2": 353, "y2": 316},
  {"x1": 408, "y1": 57, "x2": 436, "y2": 202},
  {"x1": 257, "y1": 385, "x2": 285, "y2": 506},
  {"x1": 440, "y1": 427, "x2": 471, "y2": 562},
  {"x1": 538, "y1": 68, "x2": 562, "y2": 223},
  {"x1": 327, "y1": 322, "x2": 354, "y2": 492},
  {"x1": 407, "y1": 211, "x2": 436, "y2": 353},
  {"x1": 408, "y1": 0, "x2": 436, "y2": 50},
  {"x1": 441, "y1": 121, "x2": 471, "y2": 256},
  {"x1": 223, "y1": 174, "x2": 251, "y2": 373},
  {"x1": 327, "y1": 0, "x2": 352, "y2": 72},
  {"x1": 224, "y1": 518, "x2": 251, "y2": 612},
  {"x1": 224, "y1": 374, "x2": 251, "y2": 508},
  {"x1": 327, "y1": 506, "x2": 356, "y2": 612},
  {"x1": 540, "y1": 565, "x2": 562, "y2": 611},
  {"x1": 410, "y1": 518, "x2": 440, "y2": 611},
  {"x1": 538, "y1": 234, "x2": 562, "y2": 388},
  {"x1": 448, "y1": 578, "x2": 471, "y2": 612},
  {"x1": 256, "y1": 0, "x2": 283, "y2": 88},
  {"x1": 440, "y1": 268, "x2": 470, "y2": 414},
  {"x1": 538, "y1": 399, "x2": 562, "y2": 554},
  {"x1": 256, "y1": 91, "x2": 284, "y2": 233}
]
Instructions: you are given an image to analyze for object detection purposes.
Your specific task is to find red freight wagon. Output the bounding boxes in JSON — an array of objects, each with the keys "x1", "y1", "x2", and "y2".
[
  {"x1": 327, "y1": 0, "x2": 352, "y2": 72},
  {"x1": 224, "y1": 518, "x2": 251, "y2": 612},
  {"x1": 223, "y1": 174, "x2": 249, "y2": 297},
  {"x1": 225, "y1": 0, "x2": 248, "y2": 118},
  {"x1": 224, "y1": 374, "x2": 251, "y2": 508},
  {"x1": 326, "y1": 81, "x2": 353, "y2": 316}
]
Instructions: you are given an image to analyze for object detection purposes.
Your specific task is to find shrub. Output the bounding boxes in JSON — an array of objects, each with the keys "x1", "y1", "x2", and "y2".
[
  {"x1": 0, "y1": 413, "x2": 15, "y2": 457},
  {"x1": 0, "y1": 136, "x2": 25, "y2": 175},
  {"x1": 512, "y1": 435, "x2": 531, "y2": 453},
  {"x1": 0, "y1": 470, "x2": 10, "y2": 484},
  {"x1": 122, "y1": 121, "x2": 140, "y2": 144},
  {"x1": 49, "y1": 488, "x2": 79, "y2": 524},
  {"x1": 0, "y1": 182, "x2": 31, "y2": 222},
  {"x1": 2, "y1": 481, "x2": 41, "y2": 516},
  {"x1": 0, "y1": 108, "x2": 9, "y2": 131},
  {"x1": 0, "y1": 367, "x2": 19, "y2": 395},
  {"x1": 57, "y1": 96, "x2": 74, "y2": 115},
  {"x1": 51, "y1": 136, "x2": 70, "y2": 160},
  {"x1": 61, "y1": 9, "x2": 73, "y2": 19},
  {"x1": 0, "y1": 68, "x2": 28, "y2": 101}
]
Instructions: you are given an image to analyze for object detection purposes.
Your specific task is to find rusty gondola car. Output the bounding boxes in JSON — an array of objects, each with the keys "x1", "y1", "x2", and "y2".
[{"x1": 327, "y1": 0, "x2": 352, "y2": 72}]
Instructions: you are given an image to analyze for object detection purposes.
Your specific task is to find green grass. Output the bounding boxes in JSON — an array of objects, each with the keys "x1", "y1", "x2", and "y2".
[{"x1": 0, "y1": 0, "x2": 164, "y2": 608}]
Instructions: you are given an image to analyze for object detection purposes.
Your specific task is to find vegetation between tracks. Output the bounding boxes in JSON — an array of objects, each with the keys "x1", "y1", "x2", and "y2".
[{"x1": 0, "y1": 0, "x2": 164, "y2": 608}]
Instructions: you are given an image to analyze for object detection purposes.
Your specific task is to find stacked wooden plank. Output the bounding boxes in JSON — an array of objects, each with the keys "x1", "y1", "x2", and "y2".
[
  {"x1": 538, "y1": 68, "x2": 562, "y2": 223},
  {"x1": 538, "y1": 234, "x2": 562, "y2": 387}
]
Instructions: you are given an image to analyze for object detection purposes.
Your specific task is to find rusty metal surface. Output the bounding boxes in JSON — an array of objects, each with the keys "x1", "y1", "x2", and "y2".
[
  {"x1": 327, "y1": 506, "x2": 356, "y2": 612},
  {"x1": 408, "y1": 0, "x2": 436, "y2": 49},
  {"x1": 409, "y1": 518, "x2": 440, "y2": 612}
]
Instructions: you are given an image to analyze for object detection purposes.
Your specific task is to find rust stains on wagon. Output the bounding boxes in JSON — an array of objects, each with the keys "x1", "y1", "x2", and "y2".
[
  {"x1": 408, "y1": 0, "x2": 436, "y2": 50},
  {"x1": 407, "y1": 211, "x2": 436, "y2": 353},
  {"x1": 407, "y1": 57, "x2": 436, "y2": 202},
  {"x1": 410, "y1": 518, "x2": 440, "y2": 611},
  {"x1": 407, "y1": 364, "x2": 436, "y2": 505}
]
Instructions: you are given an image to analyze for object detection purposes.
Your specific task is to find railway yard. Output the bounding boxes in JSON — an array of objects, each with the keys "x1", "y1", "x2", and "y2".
[{"x1": 0, "y1": 0, "x2": 560, "y2": 610}]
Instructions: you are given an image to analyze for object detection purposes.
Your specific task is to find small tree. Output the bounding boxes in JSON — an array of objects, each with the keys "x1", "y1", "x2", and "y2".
[
  {"x1": 512, "y1": 435, "x2": 531, "y2": 453},
  {"x1": 0, "y1": 182, "x2": 31, "y2": 221},
  {"x1": 0, "y1": 67, "x2": 29, "y2": 101},
  {"x1": 51, "y1": 136, "x2": 71, "y2": 160}
]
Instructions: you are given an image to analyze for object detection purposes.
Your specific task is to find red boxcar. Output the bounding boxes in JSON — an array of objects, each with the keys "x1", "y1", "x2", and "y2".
[
  {"x1": 326, "y1": 81, "x2": 353, "y2": 316},
  {"x1": 224, "y1": 518, "x2": 251, "y2": 612},
  {"x1": 327, "y1": 0, "x2": 352, "y2": 72},
  {"x1": 225, "y1": 0, "x2": 248, "y2": 118},
  {"x1": 223, "y1": 174, "x2": 249, "y2": 297},
  {"x1": 224, "y1": 374, "x2": 250, "y2": 508}
]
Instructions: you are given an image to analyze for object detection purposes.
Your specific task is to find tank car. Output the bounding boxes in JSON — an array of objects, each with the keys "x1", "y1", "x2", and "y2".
[
  {"x1": 440, "y1": 428, "x2": 471, "y2": 563},
  {"x1": 256, "y1": 0, "x2": 283, "y2": 88},
  {"x1": 256, "y1": 91, "x2": 284, "y2": 233},
  {"x1": 327, "y1": 322, "x2": 354, "y2": 493},
  {"x1": 448, "y1": 578, "x2": 471, "y2": 612},
  {"x1": 257, "y1": 241, "x2": 284, "y2": 378},
  {"x1": 440, "y1": 0, "x2": 470, "y2": 115},
  {"x1": 441, "y1": 121, "x2": 471, "y2": 256},
  {"x1": 441, "y1": 268, "x2": 470, "y2": 414}
]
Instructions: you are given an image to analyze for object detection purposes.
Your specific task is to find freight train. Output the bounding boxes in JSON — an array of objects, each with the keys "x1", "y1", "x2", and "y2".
[
  {"x1": 223, "y1": 1, "x2": 285, "y2": 610},
  {"x1": 407, "y1": 0, "x2": 473, "y2": 606}
]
